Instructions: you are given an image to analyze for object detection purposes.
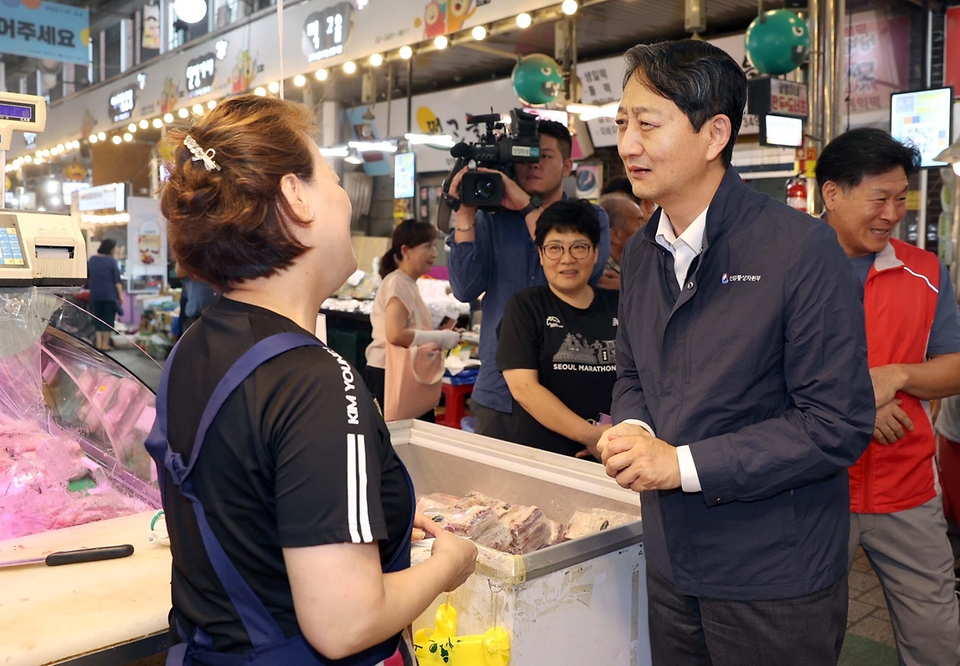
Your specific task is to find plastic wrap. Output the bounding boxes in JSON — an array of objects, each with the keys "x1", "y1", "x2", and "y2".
[
  {"x1": 455, "y1": 491, "x2": 513, "y2": 517},
  {"x1": 563, "y1": 508, "x2": 634, "y2": 541},
  {"x1": 0, "y1": 288, "x2": 160, "y2": 541}
]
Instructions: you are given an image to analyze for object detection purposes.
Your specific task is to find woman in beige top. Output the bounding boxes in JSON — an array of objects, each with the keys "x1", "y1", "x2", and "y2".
[{"x1": 363, "y1": 220, "x2": 460, "y2": 418}]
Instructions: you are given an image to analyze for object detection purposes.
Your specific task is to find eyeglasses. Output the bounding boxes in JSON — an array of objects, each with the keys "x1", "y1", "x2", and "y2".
[{"x1": 540, "y1": 242, "x2": 594, "y2": 260}]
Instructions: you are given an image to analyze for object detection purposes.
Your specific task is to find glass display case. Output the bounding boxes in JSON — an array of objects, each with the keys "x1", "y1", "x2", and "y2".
[{"x1": 0, "y1": 289, "x2": 160, "y2": 541}]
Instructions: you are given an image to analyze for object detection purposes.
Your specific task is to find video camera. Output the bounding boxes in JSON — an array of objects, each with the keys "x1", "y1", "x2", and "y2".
[{"x1": 438, "y1": 108, "x2": 541, "y2": 232}]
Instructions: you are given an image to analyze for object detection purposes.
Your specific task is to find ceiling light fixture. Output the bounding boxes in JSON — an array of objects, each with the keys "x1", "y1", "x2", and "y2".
[{"x1": 516, "y1": 13, "x2": 532, "y2": 28}]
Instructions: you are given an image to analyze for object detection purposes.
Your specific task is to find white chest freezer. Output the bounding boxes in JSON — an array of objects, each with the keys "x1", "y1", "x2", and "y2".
[{"x1": 388, "y1": 421, "x2": 652, "y2": 666}]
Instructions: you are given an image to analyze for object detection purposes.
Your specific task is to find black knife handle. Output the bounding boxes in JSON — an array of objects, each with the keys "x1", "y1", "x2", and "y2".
[{"x1": 45, "y1": 544, "x2": 135, "y2": 566}]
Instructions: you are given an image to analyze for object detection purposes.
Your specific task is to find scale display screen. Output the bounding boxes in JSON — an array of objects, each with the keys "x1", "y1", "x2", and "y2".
[
  {"x1": 0, "y1": 223, "x2": 26, "y2": 266},
  {"x1": 0, "y1": 102, "x2": 35, "y2": 123}
]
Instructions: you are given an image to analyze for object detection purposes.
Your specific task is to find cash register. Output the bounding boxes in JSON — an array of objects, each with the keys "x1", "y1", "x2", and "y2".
[{"x1": 0, "y1": 92, "x2": 86, "y2": 287}]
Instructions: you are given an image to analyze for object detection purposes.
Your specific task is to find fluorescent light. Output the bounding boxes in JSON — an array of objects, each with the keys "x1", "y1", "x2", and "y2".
[
  {"x1": 516, "y1": 13, "x2": 532, "y2": 28},
  {"x1": 343, "y1": 61, "x2": 357, "y2": 74},
  {"x1": 139, "y1": 119, "x2": 149, "y2": 129},
  {"x1": 315, "y1": 68, "x2": 329, "y2": 81},
  {"x1": 404, "y1": 133, "x2": 456, "y2": 147},
  {"x1": 320, "y1": 147, "x2": 350, "y2": 157},
  {"x1": 434, "y1": 35, "x2": 448, "y2": 50},
  {"x1": 472, "y1": 26, "x2": 486, "y2": 40},
  {"x1": 268, "y1": 81, "x2": 280, "y2": 94},
  {"x1": 254, "y1": 87, "x2": 267, "y2": 96},
  {"x1": 399, "y1": 45, "x2": 413, "y2": 60},
  {"x1": 562, "y1": 0, "x2": 578, "y2": 15},
  {"x1": 348, "y1": 140, "x2": 397, "y2": 153},
  {"x1": 178, "y1": 107, "x2": 189, "y2": 118},
  {"x1": 345, "y1": 154, "x2": 363, "y2": 165},
  {"x1": 567, "y1": 103, "x2": 618, "y2": 121},
  {"x1": 294, "y1": 74, "x2": 307, "y2": 87},
  {"x1": 152, "y1": 118, "x2": 163, "y2": 129},
  {"x1": 370, "y1": 53, "x2": 383, "y2": 67}
]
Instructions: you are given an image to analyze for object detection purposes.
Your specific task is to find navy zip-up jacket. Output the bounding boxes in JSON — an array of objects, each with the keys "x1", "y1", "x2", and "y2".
[{"x1": 613, "y1": 168, "x2": 875, "y2": 601}]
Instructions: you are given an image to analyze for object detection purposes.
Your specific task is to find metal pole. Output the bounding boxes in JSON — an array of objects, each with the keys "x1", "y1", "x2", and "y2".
[
  {"x1": 833, "y1": 0, "x2": 846, "y2": 138},
  {"x1": 822, "y1": 0, "x2": 836, "y2": 146},
  {"x1": 805, "y1": 0, "x2": 821, "y2": 214},
  {"x1": 406, "y1": 56, "x2": 413, "y2": 135}
]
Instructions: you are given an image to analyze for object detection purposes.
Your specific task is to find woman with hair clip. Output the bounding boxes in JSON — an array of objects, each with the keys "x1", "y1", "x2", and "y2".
[
  {"x1": 363, "y1": 220, "x2": 461, "y2": 420},
  {"x1": 146, "y1": 96, "x2": 476, "y2": 665}
]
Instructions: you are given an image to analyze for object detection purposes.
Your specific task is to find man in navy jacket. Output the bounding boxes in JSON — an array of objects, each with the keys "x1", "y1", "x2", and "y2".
[{"x1": 600, "y1": 40, "x2": 875, "y2": 665}]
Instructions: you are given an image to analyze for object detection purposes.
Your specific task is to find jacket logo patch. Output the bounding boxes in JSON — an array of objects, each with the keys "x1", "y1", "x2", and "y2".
[
  {"x1": 721, "y1": 273, "x2": 761, "y2": 284},
  {"x1": 546, "y1": 316, "x2": 563, "y2": 329}
]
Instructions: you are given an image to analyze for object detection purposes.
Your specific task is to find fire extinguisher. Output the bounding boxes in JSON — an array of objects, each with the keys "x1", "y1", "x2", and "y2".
[{"x1": 786, "y1": 175, "x2": 808, "y2": 213}]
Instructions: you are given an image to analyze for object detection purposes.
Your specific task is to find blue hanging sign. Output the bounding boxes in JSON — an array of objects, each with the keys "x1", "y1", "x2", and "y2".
[{"x1": 0, "y1": 0, "x2": 90, "y2": 66}]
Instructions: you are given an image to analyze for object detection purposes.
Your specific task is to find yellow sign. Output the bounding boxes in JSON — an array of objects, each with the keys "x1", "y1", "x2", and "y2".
[{"x1": 906, "y1": 190, "x2": 921, "y2": 211}]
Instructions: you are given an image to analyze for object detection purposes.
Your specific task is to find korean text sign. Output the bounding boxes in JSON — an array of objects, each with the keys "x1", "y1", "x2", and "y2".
[{"x1": 0, "y1": 0, "x2": 89, "y2": 65}]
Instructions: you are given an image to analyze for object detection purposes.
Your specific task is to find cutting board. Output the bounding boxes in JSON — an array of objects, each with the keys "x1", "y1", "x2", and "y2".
[{"x1": 0, "y1": 511, "x2": 171, "y2": 666}]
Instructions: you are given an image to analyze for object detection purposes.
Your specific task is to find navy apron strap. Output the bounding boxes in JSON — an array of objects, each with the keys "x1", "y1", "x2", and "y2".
[
  {"x1": 144, "y1": 340, "x2": 186, "y2": 505},
  {"x1": 168, "y1": 332, "x2": 322, "y2": 649}
]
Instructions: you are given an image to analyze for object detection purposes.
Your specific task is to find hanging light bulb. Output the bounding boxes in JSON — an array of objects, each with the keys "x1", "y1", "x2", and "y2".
[
  {"x1": 192, "y1": 103, "x2": 204, "y2": 115},
  {"x1": 369, "y1": 53, "x2": 383, "y2": 67},
  {"x1": 163, "y1": 113, "x2": 174, "y2": 123},
  {"x1": 178, "y1": 108, "x2": 189, "y2": 119},
  {"x1": 152, "y1": 118, "x2": 163, "y2": 129},
  {"x1": 139, "y1": 119, "x2": 149, "y2": 129},
  {"x1": 254, "y1": 86, "x2": 267, "y2": 96},
  {"x1": 128, "y1": 123, "x2": 137, "y2": 132},
  {"x1": 343, "y1": 61, "x2": 357, "y2": 74},
  {"x1": 434, "y1": 35, "x2": 448, "y2": 50},
  {"x1": 123, "y1": 133, "x2": 133, "y2": 142},
  {"x1": 97, "y1": 132, "x2": 106, "y2": 141},
  {"x1": 89, "y1": 135, "x2": 98, "y2": 143},
  {"x1": 207, "y1": 99, "x2": 217, "y2": 109},
  {"x1": 561, "y1": 0, "x2": 578, "y2": 15},
  {"x1": 315, "y1": 68, "x2": 329, "y2": 81},
  {"x1": 268, "y1": 81, "x2": 280, "y2": 94},
  {"x1": 112, "y1": 135, "x2": 122, "y2": 145},
  {"x1": 173, "y1": 0, "x2": 207, "y2": 24},
  {"x1": 472, "y1": 25, "x2": 486, "y2": 40},
  {"x1": 516, "y1": 13, "x2": 532, "y2": 28},
  {"x1": 294, "y1": 74, "x2": 307, "y2": 87},
  {"x1": 399, "y1": 45, "x2": 413, "y2": 60}
]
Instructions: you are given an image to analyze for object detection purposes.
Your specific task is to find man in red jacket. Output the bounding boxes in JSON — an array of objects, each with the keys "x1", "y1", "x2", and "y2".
[{"x1": 818, "y1": 128, "x2": 960, "y2": 666}]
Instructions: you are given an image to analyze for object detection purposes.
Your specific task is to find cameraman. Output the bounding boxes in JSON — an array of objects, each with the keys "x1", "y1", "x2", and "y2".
[{"x1": 446, "y1": 120, "x2": 610, "y2": 440}]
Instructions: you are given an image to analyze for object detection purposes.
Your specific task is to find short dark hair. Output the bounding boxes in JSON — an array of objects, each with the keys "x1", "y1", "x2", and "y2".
[
  {"x1": 622, "y1": 40, "x2": 746, "y2": 167},
  {"x1": 537, "y1": 120, "x2": 572, "y2": 161},
  {"x1": 97, "y1": 238, "x2": 117, "y2": 255},
  {"x1": 815, "y1": 128, "x2": 922, "y2": 194},
  {"x1": 379, "y1": 219, "x2": 438, "y2": 278},
  {"x1": 535, "y1": 200, "x2": 601, "y2": 247},
  {"x1": 600, "y1": 176, "x2": 642, "y2": 205}
]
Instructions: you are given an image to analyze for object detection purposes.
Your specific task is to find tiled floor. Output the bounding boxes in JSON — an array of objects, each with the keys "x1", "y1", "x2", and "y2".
[{"x1": 847, "y1": 547, "x2": 898, "y2": 649}]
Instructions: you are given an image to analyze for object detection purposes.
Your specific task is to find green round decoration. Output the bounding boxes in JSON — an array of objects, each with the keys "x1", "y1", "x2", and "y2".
[
  {"x1": 745, "y1": 10, "x2": 810, "y2": 76},
  {"x1": 512, "y1": 54, "x2": 564, "y2": 105}
]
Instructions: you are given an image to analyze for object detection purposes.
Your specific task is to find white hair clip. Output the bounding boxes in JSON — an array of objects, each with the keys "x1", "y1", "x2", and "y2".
[{"x1": 183, "y1": 135, "x2": 221, "y2": 171}]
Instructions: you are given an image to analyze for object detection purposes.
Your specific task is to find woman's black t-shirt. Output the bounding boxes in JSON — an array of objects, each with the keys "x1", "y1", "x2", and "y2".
[
  {"x1": 163, "y1": 298, "x2": 411, "y2": 653},
  {"x1": 497, "y1": 286, "x2": 619, "y2": 457}
]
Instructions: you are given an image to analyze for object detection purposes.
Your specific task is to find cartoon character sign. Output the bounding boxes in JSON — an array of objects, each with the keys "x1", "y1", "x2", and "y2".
[
  {"x1": 228, "y1": 51, "x2": 259, "y2": 93},
  {"x1": 422, "y1": 0, "x2": 446, "y2": 39},
  {"x1": 159, "y1": 77, "x2": 179, "y2": 114},
  {"x1": 446, "y1": 0, "x2": 476, "y2": 32},
  {"x1": 512, "y1": 54, "x2": 564, "y2": 105}
]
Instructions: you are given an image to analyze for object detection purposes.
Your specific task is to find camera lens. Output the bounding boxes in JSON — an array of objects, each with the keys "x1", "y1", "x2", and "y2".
[{"x1": 473, "y1": 178, "x2": 496, "y2": 202}]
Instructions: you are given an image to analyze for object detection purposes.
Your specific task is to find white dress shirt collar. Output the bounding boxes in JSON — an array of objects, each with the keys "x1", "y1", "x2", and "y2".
[{"x1": 655, "y1": 207, "x2": 709, "y2": 289}]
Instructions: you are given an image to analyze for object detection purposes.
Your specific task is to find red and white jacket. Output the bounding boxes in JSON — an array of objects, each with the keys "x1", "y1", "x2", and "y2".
[{"x1": 849, "y1": 239, "x2": 941, "y2": 514}]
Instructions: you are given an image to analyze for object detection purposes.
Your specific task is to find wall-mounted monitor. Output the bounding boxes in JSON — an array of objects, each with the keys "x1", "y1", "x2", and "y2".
[
  {"x1": 759, "y1": 114, "x2": 804, "y2": 148},
  {"x1": 394, "y1": 152, "x2": 416, "y2": 200},
  {"x1": 890, "y1": 87, "x2": 954, "y2": 168}
]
